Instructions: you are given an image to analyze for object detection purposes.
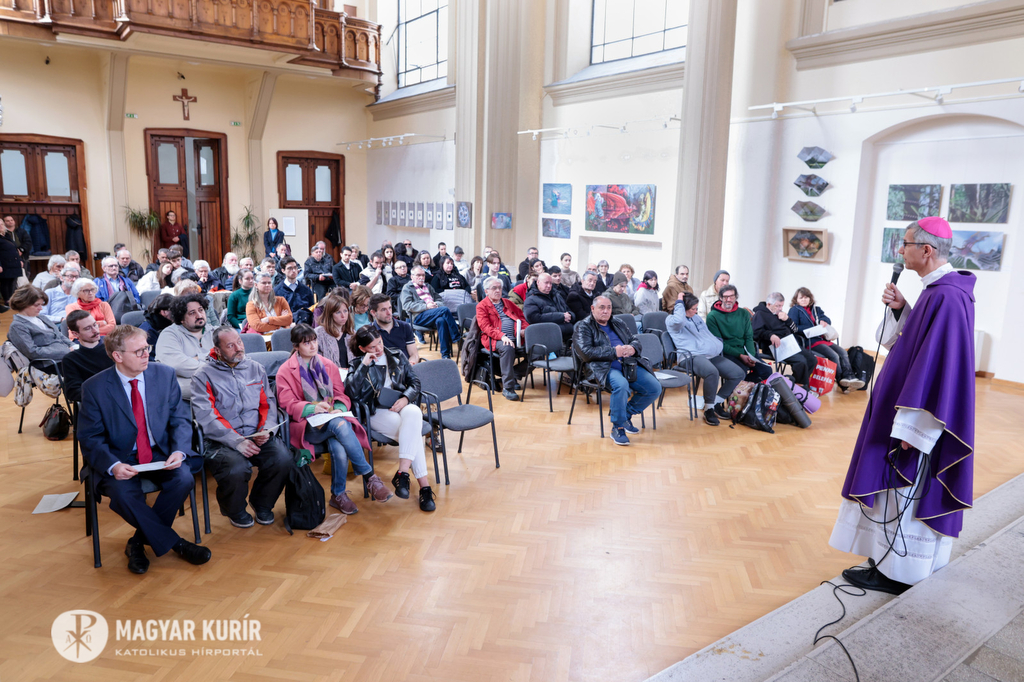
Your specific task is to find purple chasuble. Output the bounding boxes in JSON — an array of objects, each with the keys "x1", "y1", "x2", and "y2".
[{"x1": 840, "y1": 270, "x2": 976, "y2": 538}]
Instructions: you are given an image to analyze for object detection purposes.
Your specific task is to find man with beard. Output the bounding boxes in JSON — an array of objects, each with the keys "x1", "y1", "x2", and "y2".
[
  {"x1": 661, "y1": 264, "x2": 694, "y2": 312},
  {"x1": 213, "y1": 252, "x2": 240, "y2": 291},
  {"x1": 155, "y1": 292, "x2": 214, "y2": 400}
]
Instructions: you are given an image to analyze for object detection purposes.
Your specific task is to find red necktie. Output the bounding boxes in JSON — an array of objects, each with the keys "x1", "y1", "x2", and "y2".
[{"x1": 129, "y1": 379, "x2": 153, "y2": 464}]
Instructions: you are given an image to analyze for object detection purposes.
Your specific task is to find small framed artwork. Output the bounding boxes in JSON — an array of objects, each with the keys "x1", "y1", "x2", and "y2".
[
  {"x1": 389, "y1": 202, "x2": 397, "y2": 224},
  {"x1": 542, "y1": 218, "x2": 571, "y2": 239},
  {"x1": 457, "y1": 202, "x2": 472, "y2": 228},
  {"x1": 416, "y1": 202, "x2": 425, "y2": 227},
  {"x1": 445, "y1": 203, "x2": 454, "y2": 229},
  {"x1": 375, "y1": 201, "x2": 382, "y2": 225},
  {"x1": 491, "y1": 212, "x2": 512, "y2": 230},
  {"x1": 435, "y1": 204, "x2": 444, "y2": 229},
  {"x1": 783, "y1": 228, "x2": 829, "y2": 262},
  {"x1": 398, "y1": 202, "x2": 407, "y2": 226},
  {"x1": 384, "y1": 201, "x2": 392, "y2": 225},
  {"x1": 426, "y1": 202, "x2": 434, "y2": 229}
]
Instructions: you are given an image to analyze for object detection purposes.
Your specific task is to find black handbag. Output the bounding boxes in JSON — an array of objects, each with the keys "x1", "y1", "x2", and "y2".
[
  {"x1": 40, "y1": 402, "x2": 71, "y2": 441},
  {"x1": 621, "y1": 356, "x2": 638, "y2": 383}
]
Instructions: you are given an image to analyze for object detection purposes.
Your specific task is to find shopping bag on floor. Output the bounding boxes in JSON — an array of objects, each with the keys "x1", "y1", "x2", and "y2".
[{"x1": 808, "y1": 357, "x2": 837, "y2": 395}]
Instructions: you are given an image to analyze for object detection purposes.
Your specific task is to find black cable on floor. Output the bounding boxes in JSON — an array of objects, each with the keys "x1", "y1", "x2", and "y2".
[{"x1": 814, "y1": 580, "x2": 866, "y2": 682}]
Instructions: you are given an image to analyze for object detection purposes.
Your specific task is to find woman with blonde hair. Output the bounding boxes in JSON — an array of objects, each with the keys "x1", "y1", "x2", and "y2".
[
  {"x1": 315, "y1": 292, "x2": 356, "y2": 369},
  {"x1": 245, "y1": 271, "x2": 292, "y2": 333},
  {"x1": 350, "y1": 285, "x2": 373, "y2": 330}
]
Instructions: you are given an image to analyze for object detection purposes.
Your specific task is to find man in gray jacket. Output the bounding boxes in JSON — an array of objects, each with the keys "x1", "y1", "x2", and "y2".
[
  {"x1": 155, "y1": 292, "x2": 214, "y2": 400},
  {"x1": 190, "y1": 326, "x2": 291, "y2": 528},
  {"x1": 666, "y1": 291, "x2": 744, "y2": 426},
  {"x1": 400, "y1": 266, "x2": 460, "y2": 360}
]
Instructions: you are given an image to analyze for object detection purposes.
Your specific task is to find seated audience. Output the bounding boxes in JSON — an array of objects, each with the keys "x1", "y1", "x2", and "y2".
[
  {"x1": 477, "y1": 276, "x2": 529, "y2": 401},
  {"x1": 525, "y1": 272, "x2": 575, "y2": 344},
  {"x1": 395, "y1": 240, "x2": 416, "y2": 267},
  {"x1": 619, "y1": 264, "x2": 641, "y2": 297},
  {"x1": 698, "y1": 270, "x2": 730, "y2": 319},
  {"x1": 559, "y1": 253, "x2": 579, "y2": 288},
  {"x1": 634, "y1": 270, "x2": 661, "y2": 315},
  {"x1": 789, "y1": 287, "x2": 863, "y2": 390},
  {"x1": 7, "y1": 285, "x2": 74, "y2": 364},
  {"x1": 380, "y1": 245, "x2": 397, "y2": 278},
  {"x1": 345, "y1": 325, "x2": 435, "y2": 512},
  {"x1": 706, "y1": 284, "x2": 771, "y2": 382},
  {"x1": 238, "y1": 256, "x2": 255, "y2": 272},
  {"x1": 752, "y1": 292, "x2": 819, "y2": 387},
  {"x1": 567, "y1": 270, "x2": 600, "y2": 322},
  {"x1": 41, "y1": 263, "x2": 81, "y2": 322},
  {"x1": 168, "y1": 244, "x2": 194, "y2": 272},
  {"x1": 549, "y1": 266, "x2": 571, "y2": 301},
  {"x1": 431, "y1": 255, "x2": 470, "y2": 293},
  {"x1": 277, "y1": 325, "x2": 389, "y2": 513},
  {"x1": 304, "y1": 241, "x2": 335, "y2": 300},
  {"x1": 606, "y1": 272, "x2": 641, "y2": 318},
  {"x1": 245, "y1": 271, "x2": 293, "y2": 333},
  {"x1": 509, "y1": 272, "x2": 537, "y2": 308},
  {"x1": 667, "y1": 292, "x2": 743, "y2": 426},
  {"x1": 275, "y1": 256, "x2": 315, "y2": 326},
  {"x1": 78, "y1": 325, "x2": 210, "y2": 574},
  {"x1": 65, "y1": 278, "x2": 116, "y2": 336},
  {"x1": 155, "y1": 292, "x2": 214, "y2": 400},
  {"x1": 273, "y1": 242, "x2": 290, "y2": 268},
  {"x1": 315, "y1": 293, "x2": 357, "y2": 369},
  {"x1": 94, "y1": 256, "x2": 142, "y2": 305},
  {"x1": 369, "y1": 293, "x2": 419, "y2": 362},
  {"x1": 192, "y1": 326, "x2": 292, "y2": 528},
  {"x1": 350, "y1": 243, "x2": 369, "y2": 268},
  {"x1": 64, "y1": 249, "x2": 93, "y2": 279},
  {"x1": 350, "y1": 285, "x2": 373, "y2": 330},
  {"x1": 263, "y1": 216, "x2": 284, "y2": 259},
  {"x1": 475, "y1": 253, "x2": 512, "y2": 302},
  {"x1": 400, "y1": 266, "x2": 461, "y2": 360},
  {"x1": 415, "y1": 250, "x2": 436, "y2": 279},
  {"x1": 226, "y1": 269, "x2": 255, "y2": 328},
  {"x1": 213, "y1": 252, "x2": 239, "y2": 290},
  {"x1": 385, "y1": 259, "x2": 411, "y2": 312},
  {"x1": 145, "y1": 248, "x2": 171, "y2": 274},
  {"x1": 62, "y1": 310, "x2": 114, "y2": 402},
  {"x1": 595, "y1": 260, "x2": 614, "y2": 291},
  {"x1": 452, "y1": 246, "x2": 470, "y2": 277},
  {"x1": 137, "y1": 261, "x2": 175, "y2": 294},
  {"x1": 139, "y1": 293, "x2": 175, "y2": 353},
  {"x1": 333, "y1": 246, "x2": 363, "y2": 290},
  {"x1": 517, "y1": 247, "x2": 539, "y2": 282},
  {"x1": 431, "y1": 242, "x2": 449, "y2": 271},
  {"x1": 465, "y1": 256, "x2": 487, "y2": 297},
  {"x1": 258, "y1": 257, "x2": 279, "y2": 287},
  {"x1": 193, "y1": 260, "x2": 222, "y2": 294},
  {"x1": 117, "y1": 248, "x2": 145, "y2": 283},
  {"x1": 31, "y1": 254, "x2": 65, "y2": 289},
  {"x1": 661, "y1": 264, "x2": 693, "y2": 312},
  {"x1": 489, "y1": 250, "x2": 514, "y2": 280},
  {"x1": 358, "y1": 250, "x2": 388, "y2": 294},
  {"x1": 573, "y1": 295, "x2": 661, "y2": 446}
]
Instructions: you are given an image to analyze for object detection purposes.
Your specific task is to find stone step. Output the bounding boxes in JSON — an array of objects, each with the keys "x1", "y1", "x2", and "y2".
[{"x1": 646, "y1": 471, "x2": 1024, "y2": 682}]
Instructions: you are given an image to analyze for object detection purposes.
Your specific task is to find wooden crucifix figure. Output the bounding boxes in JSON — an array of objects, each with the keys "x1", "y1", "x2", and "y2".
[{"x1": 173, "y1": 89, "x2": 197, "y2": 121}]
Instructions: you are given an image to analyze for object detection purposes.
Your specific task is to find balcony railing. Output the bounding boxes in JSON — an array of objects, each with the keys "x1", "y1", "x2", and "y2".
[{"x1": 0, "y1": 0, "x2": 382, "y2": 97}]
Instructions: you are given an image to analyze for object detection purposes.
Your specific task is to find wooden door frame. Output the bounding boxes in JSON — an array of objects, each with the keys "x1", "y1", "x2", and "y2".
[
  {"x1": 276, "y1": 150, "x2": 346, "y2": 258},
  {"x1": 144, "y1": 128, "x2": 230, "y2": 264},
  {"x1": 0, "y1": 133, "x2": 93, "y2": 273}
]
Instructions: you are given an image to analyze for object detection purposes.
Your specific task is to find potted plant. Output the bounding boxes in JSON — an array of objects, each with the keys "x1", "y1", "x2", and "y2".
[
  {"x1": 232, "y1": 205, "x2": 261, "y2": 261},
  {"x1": 123, "y1": 206, "x2": 161, "y2": 262}
]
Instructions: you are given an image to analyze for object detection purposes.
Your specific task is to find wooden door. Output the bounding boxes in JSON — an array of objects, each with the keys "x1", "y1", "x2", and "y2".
[
  {"x1": 277, "y1": 152, "x2": 345, "y2": 260},
  {"x1": 148, "y1": 135, "x2": 187, "y2": 256},
  {"x1": 193, "y1": 138, "x2": 223, "y2": 263}
]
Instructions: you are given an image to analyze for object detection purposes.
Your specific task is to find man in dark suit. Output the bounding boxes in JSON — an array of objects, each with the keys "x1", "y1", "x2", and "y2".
[{"x1": 78, "y1": 325, "x2": 211, "y2": 574}]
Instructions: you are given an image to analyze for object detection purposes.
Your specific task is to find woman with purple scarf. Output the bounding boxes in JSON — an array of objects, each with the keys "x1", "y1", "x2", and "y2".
[{"x1": 276, "y1": 324, "x2": 392, "y2": 514}]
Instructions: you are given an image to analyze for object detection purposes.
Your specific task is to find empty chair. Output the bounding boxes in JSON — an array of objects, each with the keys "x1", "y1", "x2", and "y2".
[
  {"x1": 269, "y1": 327, "x2": 292, "y2": 352},
  {"x1": 641, "y1": 311, "x2": 668, "y2": 335},
  {"x1": 614, "y1": 313, "x2": 638, "y2": 337},
  {"x1": 121, "y1": 310, "x2": 146, "y2": 328},
  {"x1": 637, "y1": 332, "x2": 691, "y2": 427},
  {"x1": 661, "y1": 333, "x2": 697, "y2": 419},
  {"x1": 140, "y1": 289, "x2": 161, "y2": 308},
  {"x1": 240, "y1": 332, "x2": 268, "y2": 355},
  {"x1": 411, "y1": 359, "x2": 500, "y2": 470},
  {"x1": 521, "y1": 322, "x2": 575, "y2": 411},
  {"x1": 246, "y1": 351, "x2": 292, "y2": 380}
]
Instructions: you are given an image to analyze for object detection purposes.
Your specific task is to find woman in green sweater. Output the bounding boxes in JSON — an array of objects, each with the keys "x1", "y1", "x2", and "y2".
[
  {"x1": 706, "y1": 284, "x2": 771, "y2": 382},
  {"x1": 226, "y1": 268, "x2": 255, "y2": 328}
]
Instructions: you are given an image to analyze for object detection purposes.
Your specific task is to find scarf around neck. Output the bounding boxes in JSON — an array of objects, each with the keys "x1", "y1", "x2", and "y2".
[{"x1": 299, "y1": 354, "x2": 332, "y2": 404}]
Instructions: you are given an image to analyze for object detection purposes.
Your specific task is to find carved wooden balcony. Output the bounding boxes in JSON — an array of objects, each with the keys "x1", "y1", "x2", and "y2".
[{"x1": 0, "y1": 0, "x2": 382, "y2": 97}]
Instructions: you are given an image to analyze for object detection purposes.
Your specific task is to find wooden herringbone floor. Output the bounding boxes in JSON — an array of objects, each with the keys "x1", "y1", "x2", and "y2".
[{"x1": 1, "y1": 314, "x2": 1022, "y2": 682}]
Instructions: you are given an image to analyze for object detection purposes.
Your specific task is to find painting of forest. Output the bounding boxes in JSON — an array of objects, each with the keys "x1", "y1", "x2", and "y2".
[
  {"x1": 886, "y1": 184, "x2": 942, "y2": 221},
  {"x1": 948, "y1": 184, "x2": 1011, "y2": 223}
]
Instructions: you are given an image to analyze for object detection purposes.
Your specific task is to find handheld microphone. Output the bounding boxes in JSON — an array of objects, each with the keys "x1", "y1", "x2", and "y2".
[{"x1": 890, "y1": 262, "x2": 904, "y2": 286}]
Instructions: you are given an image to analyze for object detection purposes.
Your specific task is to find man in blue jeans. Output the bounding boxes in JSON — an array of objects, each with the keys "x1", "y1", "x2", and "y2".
[
  {"x1": 399, "y1": 266, "x2": 461, "y2": 359},
  {"x1": 572, "y1": 295, "x2": 661, "y2": 445}
]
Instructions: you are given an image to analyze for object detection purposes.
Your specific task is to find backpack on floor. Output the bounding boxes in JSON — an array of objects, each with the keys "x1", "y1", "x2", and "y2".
[
  {"x1": 725, "y1": 380, "x2": 757, "y2": 419},
  {"x1": 846, "y1": 346, "x2": 875, "y2": 391},
  {"x1": 731, "y1": 382, "x2": 780, "y2": 434},
  {"x1": 284, "y1": 454, "x2": 326, "y2": 534}
]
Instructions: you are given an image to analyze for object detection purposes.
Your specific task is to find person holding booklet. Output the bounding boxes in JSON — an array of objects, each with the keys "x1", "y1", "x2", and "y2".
[
  {"x1": 191, "y1": 326, "x2": 293, "y2": 528},
  {"x1": 276, "y1": 324, "x2": 391, "y2": 514},
  {"x1": 788, "y1": 287, "x2": 863, "y2": 390},
  {"x1": 751, "y1": 292, "x2": 819, "y2": 387}
]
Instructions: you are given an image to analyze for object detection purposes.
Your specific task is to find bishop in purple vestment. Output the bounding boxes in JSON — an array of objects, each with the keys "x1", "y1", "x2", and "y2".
[{"x1": 830, "y1": 217, "x2": 975, "y2": 593}]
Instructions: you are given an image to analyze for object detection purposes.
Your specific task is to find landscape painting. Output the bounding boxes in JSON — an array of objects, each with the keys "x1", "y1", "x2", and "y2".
[
  {"x1": 886, "y1": 184, "x2": 942, "y2": 221},
  {"x1": 948, "y1": 183, "x2": 1011, "y2": 223},
  {"x1": 585, "y1": 184, "x2": 656, "y2": 234},
  {"x1": 542, "y1": 183, "x2": 572, "y2": 214},
  {"x1": 881, "y1": 227, "x2": 904, "y2": 264},
  {"x1": 542, "y1": 218, "x2": 571, "y2": 239},
  {"x1": 949, "y1": 230, "x2": 1005, "y2": 271}
]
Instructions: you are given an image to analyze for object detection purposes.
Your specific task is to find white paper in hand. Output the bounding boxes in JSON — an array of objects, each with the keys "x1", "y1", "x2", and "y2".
[
  {"x1": 803, "y1": 324, "x2": 827, "y2": 339},
  {"x1": 133, "y1": 461, "x2": 169, "y2": 473},
  {"x1": 771, "y1": 335, "x2": 802, "y2": 362},
  {"x1": 306, "y1": 412, "x2": 352, "y2": 428}
]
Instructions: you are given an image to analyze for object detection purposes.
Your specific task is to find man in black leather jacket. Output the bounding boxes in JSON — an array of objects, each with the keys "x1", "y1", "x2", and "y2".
[{"x1": 572, "y1": 295, "x2": 661, "y2": 446}]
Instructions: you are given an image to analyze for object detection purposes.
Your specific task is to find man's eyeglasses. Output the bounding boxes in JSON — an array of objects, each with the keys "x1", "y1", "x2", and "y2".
[
  {"x1": 902, "y1": 241, "x2": 927, "y2": 249},
  {"x1": 721, "y1": 295, "x2": 737, "y2": 300},
  {"x1": 120, "y1": 345, "x2": 152, "y2": 359}
]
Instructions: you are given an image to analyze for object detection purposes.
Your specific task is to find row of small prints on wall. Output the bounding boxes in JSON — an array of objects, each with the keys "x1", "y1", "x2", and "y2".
[
  {"x1": 375, "y1": 200, "x2": 456, "y2": 229},
  {"x1": 540, "y1": 183, "x2": 658, "y2": 237},
  {"x1": 882, "y1": 227, "x2": 1005, "y2": 271}
]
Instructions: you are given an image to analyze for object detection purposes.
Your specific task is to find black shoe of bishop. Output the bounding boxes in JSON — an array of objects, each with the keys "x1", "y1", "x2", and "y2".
[
  {"x1": 842, "y1": 564, "x2": 910, "y2": 595},
  {"x1": 173, "y1": 539, "x2": 212, "y2": 566},
  {"x1": 125, "y1": 538, "x2": 150, "y2": 574}
]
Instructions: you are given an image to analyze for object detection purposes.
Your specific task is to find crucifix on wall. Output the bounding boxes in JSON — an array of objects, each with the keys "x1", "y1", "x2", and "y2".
[{"x1": 173, "y1": 88, "x2": 197, "y2": 121}]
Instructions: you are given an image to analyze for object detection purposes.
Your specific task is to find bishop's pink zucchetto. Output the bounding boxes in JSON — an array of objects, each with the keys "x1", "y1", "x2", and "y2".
[{"x1": 917, "y1": 216, "x2": 952, "y2": 239}]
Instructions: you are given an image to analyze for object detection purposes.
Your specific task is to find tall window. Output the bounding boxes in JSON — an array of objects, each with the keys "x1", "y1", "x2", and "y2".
[
  {"x1": 397, "y1": 0, "x2": 448, "y2": 88},
  {"x1": 591, "y1": 0, "x2": 688, "y2": 65}
]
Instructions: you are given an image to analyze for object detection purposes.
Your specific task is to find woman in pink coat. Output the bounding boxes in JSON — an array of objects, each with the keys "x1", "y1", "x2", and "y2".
[{"x1": 276, "y1": 324, "x2": 392, "y2": 514}]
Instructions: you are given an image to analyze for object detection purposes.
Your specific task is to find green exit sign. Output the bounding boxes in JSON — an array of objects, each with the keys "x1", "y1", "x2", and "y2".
[
  {"x1": 125, "y1": 113, "x2": 138, "y2": 118},
  {"x1": 231, "y1": 121, "x2": 242, "y2": 126}
]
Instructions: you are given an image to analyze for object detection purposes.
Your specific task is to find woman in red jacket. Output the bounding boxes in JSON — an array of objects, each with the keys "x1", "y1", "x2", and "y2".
[{"x1": 476, "y1": 275, "x2": 529, "y2": 401}]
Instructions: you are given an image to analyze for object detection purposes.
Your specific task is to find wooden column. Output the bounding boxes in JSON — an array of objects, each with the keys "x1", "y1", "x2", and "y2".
[{"x1": 671, "y1": 0, "x2": 738, "y2": 287}]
